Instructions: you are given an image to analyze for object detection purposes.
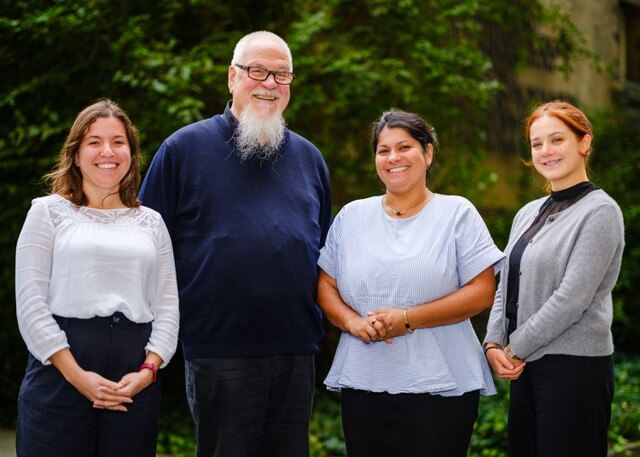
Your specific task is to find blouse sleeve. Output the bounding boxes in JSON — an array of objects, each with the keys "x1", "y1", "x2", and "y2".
[
  {"x1": 509, "y1": 204, "x2": 624, "y2": 359},
  {"x1": 15, "y1": 198, "x2": 69, "y2": 364},
  {"x1": 455, "y1": 199, "x2": 505, "y2": 286},
  {"x1": 145, "y1": 217, "x2": 180, "y2": 368},
  {"x1": 317, "y1": 208, "x2": 343, "y2": 279}
]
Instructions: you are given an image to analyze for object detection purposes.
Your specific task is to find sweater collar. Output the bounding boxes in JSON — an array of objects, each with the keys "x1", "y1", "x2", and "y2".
[{"x1": 221, "y1": 101, "x2": 239, "y2": 133}]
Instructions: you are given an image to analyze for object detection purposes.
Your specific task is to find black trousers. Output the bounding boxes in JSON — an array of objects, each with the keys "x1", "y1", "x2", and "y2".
[
  {"x1": 184, "y1": 355, "x2": 315, "y2": 457},
  {"x1": 508, "y1": 354, "x2": 614, "y2": 457},
  {"x1": 16, "y1": 313, "x2": 161, "y2": 457},
  {"x1": 341, "y1": 388, "x2": 480, "y2": 457}
]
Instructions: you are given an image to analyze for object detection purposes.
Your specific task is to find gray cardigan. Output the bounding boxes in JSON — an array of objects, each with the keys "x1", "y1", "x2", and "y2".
[{"x1": 484, "y1": 189, "x2": 624, "y2": 361}]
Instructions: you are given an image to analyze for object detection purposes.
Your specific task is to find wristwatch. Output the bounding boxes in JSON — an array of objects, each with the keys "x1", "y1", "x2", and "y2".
[
  {"x1": 505, "y1": 344, "x2": 521, "y2": 361},
  {"x1": 139, "y1": 362, "x2": 158, "y2": 382}
]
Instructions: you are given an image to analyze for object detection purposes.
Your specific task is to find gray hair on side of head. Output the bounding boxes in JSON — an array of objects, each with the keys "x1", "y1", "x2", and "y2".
[{"x1": 231, "y1": 31, "x2": 293, "y2": 71}]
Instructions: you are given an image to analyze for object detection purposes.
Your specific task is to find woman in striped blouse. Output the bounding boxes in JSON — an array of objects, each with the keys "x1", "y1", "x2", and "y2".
[{"x1": 318, "y1": 109, "x2": 504, "y2": 456}]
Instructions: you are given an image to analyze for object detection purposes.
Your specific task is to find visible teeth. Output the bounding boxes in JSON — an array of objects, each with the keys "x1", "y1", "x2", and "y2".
[
  {"x1": 97, "y1": 163, "x2": 117, "y2": 169},
  {"x1": 255, "y1": 95, "x2": 276, "y2": 100},
  {"x1": 544, "y1": 160, "x2": 560, "y2": 166},
  {"x1": 389, "y1": 166, "x2": 408, "y2": 173}
]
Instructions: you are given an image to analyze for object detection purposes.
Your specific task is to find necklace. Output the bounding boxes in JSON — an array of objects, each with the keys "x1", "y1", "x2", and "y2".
[{"x1": 383, "y1": 192, "x2": 430, "y2": 216}]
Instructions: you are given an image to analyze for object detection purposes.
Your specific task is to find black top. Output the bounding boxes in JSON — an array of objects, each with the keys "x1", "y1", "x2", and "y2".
[{"x1": 505, "y1": 181, "x2": 599, "y2": 339}]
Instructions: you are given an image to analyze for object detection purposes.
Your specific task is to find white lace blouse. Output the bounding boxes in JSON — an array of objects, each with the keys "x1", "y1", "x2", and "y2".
[{"x1": 15, "y1": 194, "x2": 179, "y2": 367}]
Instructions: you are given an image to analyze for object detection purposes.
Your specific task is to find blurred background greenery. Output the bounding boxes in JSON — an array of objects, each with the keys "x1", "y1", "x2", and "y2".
[{"x1": 2, "y1": 1, "x2": 639, "y2": 455}]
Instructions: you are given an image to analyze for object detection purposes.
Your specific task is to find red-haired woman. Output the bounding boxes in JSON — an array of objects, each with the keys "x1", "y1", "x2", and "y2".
[{"x1": 484, "y1": 100, "x2": 624, "y2": 457}]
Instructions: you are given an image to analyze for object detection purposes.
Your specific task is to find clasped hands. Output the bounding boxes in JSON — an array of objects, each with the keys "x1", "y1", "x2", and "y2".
[
  {"x1": 72, "y1": 368, "x2": 154, "y2": 412},
  {"x1": 485, "y1": 345, "x2": 526, "y2": 381},
  {"x1": 345, "y1": 308, "x2": 410, "y2": 344}
]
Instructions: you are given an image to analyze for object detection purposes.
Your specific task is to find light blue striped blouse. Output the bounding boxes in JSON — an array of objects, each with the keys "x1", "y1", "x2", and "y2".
[{"x1": 318, "y1": 194, "x2": 504, "y2": 396}]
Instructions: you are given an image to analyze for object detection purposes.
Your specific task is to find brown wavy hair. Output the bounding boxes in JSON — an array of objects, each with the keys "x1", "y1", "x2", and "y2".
[{"x1": 45, "y1": 99, "x2": 141, "y2": 207}]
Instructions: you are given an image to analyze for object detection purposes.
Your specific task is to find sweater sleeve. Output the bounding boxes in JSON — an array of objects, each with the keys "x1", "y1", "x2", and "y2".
[
  {"x1": 483, "y1": 203, "x2": 532, "y2": 348},
  {"x1": 139, "y1": 141, "x2": 177, "y2": 239},
  {"x1": 509, "y1": 204, "x2": 624, "y2": 359},
  {"x1": 145, "y1": 216, "x2": 180, "y2": 368},
  {"x1": 484, "y1": 286, "x2": 507, "y2": 348},
  {"x1": 15, "y1": 198, "x2": 69, "y2": 364}
]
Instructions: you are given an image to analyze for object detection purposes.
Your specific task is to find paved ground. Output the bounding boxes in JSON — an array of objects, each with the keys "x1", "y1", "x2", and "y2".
[{"x1": 0, "y1": 430, "x2": 15, "y2": 457}]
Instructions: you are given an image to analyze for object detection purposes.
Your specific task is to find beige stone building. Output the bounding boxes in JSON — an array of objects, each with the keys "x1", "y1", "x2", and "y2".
[
  {"x1": 520, "y1": 0, "x2": 639, "y2": 109},
  {"x1": 482, "y1": 0, "x2": 640, "y2": 208}
]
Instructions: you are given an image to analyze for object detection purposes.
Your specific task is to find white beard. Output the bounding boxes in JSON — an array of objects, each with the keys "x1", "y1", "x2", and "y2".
[{"x1": 234, "y1": 99, "x2": 286, "y2": 164}]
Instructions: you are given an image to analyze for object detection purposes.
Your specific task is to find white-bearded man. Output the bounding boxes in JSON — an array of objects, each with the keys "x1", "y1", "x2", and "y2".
[{"x1": 139, "y1": 31, "x2": 332, "y2": 457}]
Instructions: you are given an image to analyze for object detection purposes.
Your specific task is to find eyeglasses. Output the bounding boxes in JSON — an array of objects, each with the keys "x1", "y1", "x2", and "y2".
[{"x1": 234, "y1": 64, "x2": 295, "y2": 85}]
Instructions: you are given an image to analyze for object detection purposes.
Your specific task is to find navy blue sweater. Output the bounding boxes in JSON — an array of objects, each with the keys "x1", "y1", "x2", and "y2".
[{"x1": 139, "y1": 108, "x2": 332, "y2": 359}]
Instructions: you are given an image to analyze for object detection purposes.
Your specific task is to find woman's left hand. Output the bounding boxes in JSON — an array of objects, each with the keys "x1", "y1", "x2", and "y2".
[
  {"x1": 93, "y1": 353, "x2": 163, "y2": 411},
  {"x1": 93, "y1": 370, "x2": 154, "y2": 410},
  {"x1": 368, "y1": 308, "x2": 410, "y2": 343},
  {"x1": 485, "y1": 347, "x2": 526, "y2": 381}
]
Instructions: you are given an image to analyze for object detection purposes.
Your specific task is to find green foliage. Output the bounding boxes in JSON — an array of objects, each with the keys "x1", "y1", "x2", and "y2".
[
  {"x1": 0, "y1": 0, "x2": 615, "y2": 430},
  {"x1": 609, "y1": 354, "x2": 640, "y2": 452},
  {"x1": 287, "y1": 0, "x2": 505, "y2": 205},
  {"x1": 157, "y1": 404, "x2": 197, "y2": 457},
  {"x1": 309, "y1": 391, "x2": 347, "y2": 457},
  {"x1": 589, "y1": 91, "x2": 640, "y2": 352},
  {"x1": 468, "y1": 380, "x2": 510, "y2": 457}
]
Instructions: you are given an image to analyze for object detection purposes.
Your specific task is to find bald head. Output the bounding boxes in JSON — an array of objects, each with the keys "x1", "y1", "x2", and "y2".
[{"x1": 232, "y1": 31, "x2": 293, "y2": 71}]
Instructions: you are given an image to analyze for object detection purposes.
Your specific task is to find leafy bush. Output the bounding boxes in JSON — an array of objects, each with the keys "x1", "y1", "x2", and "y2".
[
  {"x1": 469, "y1": 380, "x2": 510, "y2": 456},
  {"x1": 589, "y1": 91, "x2": 640, "y2": 353},
  {"x1": 609, "y1": 354, "x2": 640, "y2": 453},
  {"x1": 157, "y1": 405, "x2": 196, "y2": 457},
  {"x1": 309, "y1": 391, "x2": 346, "y2": 457}
]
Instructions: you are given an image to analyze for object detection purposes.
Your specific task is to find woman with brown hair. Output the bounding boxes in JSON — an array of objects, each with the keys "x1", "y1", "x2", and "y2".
[{"x1": 15, "y1": 100, "x2": 179, "y2": 457}]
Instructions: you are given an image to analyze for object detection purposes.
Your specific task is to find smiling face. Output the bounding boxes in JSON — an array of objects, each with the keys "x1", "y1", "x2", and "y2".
[
  {"x1": 529, "y1": 114, "x2": 591, "y2": 191},
  {"x1": 375, "y1": 127, "x2": 433, "y2": 195},
  {"x1": 76, "y1": 116, "x2": 131, "y2": 205},
  {"x1": 228, "y1": 40, "x2": 291, "y2": 120}
]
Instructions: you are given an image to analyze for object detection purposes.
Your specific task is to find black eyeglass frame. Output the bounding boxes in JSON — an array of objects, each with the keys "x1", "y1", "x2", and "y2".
[{"x1": 234, "y1": 64, "x2": 295, "y2": 85}]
